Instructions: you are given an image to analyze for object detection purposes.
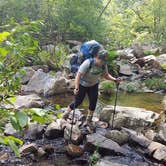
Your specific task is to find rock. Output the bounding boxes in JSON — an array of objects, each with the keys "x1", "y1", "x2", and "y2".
[
  {"x1": 37, "y1": 147, "x2": 46, "y2": 158},
  {"x1": 45, "y1": 120, "x2": 64, "y2": 139},
  {"x1": 96, "y1": 156, "x2": 149, "y2": 166},
  {"x1": 162, "y1": 96, "x2": 166, "y2": 110},
  {"x1": 154, "y1": 123, "x2": 166, "y2": 145},
  {"x1": 31, "y1": 65, "x2": 49, "y2": 73},
  {"x1": 42, "y1": 145, "x2": 54, "y2": 154},
  {"x1": 24, "y1": 123, "x2": 45, "y2": 140},
  {"x1": 100, "y1": 105, "x2": 159, "y2": 129},
  {"x1": 85, "y1": 133, "x2": 127, "y2": 155},
  {"x1": 66, "y1": 144, "x2": 84, "y2": 157},
  {"x1": 132, "y1": 44, "x2": 144, "y2": 58},
  {"x1": 19, "y1": 143, "x2": 38, "y2": 155},
  {"x1": 122, "y1": 127, "x2": 151, "y2": 148},
  {"x1": 4, "y1": 123, "x2": 17, "y2": 136},
  {"x1": 4, "y1": 94, "x2": 44, "y2": 109},
  {"x1": 157, "y1": 54, "x2": 166, "y2": 66},
  {"x1": 148, "y1": 141, "x2": 166, "y2": 161},
  {"x1": 105, "y1": 130, "x2": 129, "y2": 145},
  {"x1": 0, "y1": 153, "x2": 9, "y2": 161},
  {"x1": 17, "y1": 67, "x2": 35, "y2": 84},
  {"x1": 95, "y1": 121, "x2": 109, "y2": 129},
  {"x1": 144, "y1": 129, "x2": 157, "y2": 141},
  {"x1": 22, "y1": 69, "x2": 69, "y2": 96},
  {"x1": 64, "y1": 124, "x2": 83, "y2": 145},
  {"x1": 117, "y1": 61, "x2": 133, "y2": 76},
  {"x1": 117, "y1": 48, "x2": 134, "y2": 60}
]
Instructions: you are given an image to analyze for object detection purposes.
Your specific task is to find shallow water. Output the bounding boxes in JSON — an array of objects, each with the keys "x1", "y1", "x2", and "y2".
[{"x1": 47, "y1": 92, "x2": 165, "y2": 113}]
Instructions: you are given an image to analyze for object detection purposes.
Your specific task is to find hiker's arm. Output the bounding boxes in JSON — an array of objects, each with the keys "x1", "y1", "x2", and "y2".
[
  {"x1": 104, "y1": 72, "x2": 116, "y2": 82},
  {"x1": 75, "y1": 72, "x2": 82, "y2": 90}
]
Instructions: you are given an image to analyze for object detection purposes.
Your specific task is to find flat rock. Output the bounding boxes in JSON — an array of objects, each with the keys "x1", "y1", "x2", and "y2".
[
  {"x1": 85, "y1": 133, "x2": 127, "y2": 156},
  {"x1": 122, "y1": 127, "x2": 151, "y2": 148},
  {"x1": 105, "y1": 130, "x2": 129, "y2": 145}
]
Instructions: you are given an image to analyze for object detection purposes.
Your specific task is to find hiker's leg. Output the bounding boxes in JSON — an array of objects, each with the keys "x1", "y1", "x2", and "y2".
[
  {"x1": 62, "y1": 84, "x2": 87, "y2": 119},
  {"x1": 83, "y1": 83, "x2": 98, "y2": 129}
]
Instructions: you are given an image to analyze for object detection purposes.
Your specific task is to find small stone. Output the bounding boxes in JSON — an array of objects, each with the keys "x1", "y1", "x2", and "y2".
[
  {"x1": 66, "y1": 144, "x2": 84, "y2": 157},
  {"x1": 0, "y1": 152, "x2": 9, "y2": 161},
  {"x1": 38, "y1": 147, "x2": 46, "y2": 158},
  {"x1": 19, "y1": 143, "x2": 38, "y2": 155}
]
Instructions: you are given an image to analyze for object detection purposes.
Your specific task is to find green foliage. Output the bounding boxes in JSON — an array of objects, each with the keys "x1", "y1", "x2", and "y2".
[
  {"x1": 25, "y1": 108, "x2": 54, "y2": 124},
  {"x1": 161, "y1": 64, "x2": 166, "y2": 70},
  {"x1": 39, "y1": 43, "x2": 68, "y2": 70},
  {"x1": 144, "y1": 77, "x2": 166, "y2": 91},
  {"x1": 100, "y1": 81, "x2": 115, "y2": 95}
]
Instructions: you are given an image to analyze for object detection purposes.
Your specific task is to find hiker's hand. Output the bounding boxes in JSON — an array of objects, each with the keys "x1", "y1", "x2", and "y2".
[
  {"x1": 74, "y1": 88, "x2": 79, "y2": 95},
  {"x1": 115, "y1": 78, "x2": 122, "y2": 84}
]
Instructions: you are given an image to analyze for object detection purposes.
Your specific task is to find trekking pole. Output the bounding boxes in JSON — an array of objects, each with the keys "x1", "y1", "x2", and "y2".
[
  {"x1": 111, "y1": 82, "x2": 119, "y2": 129},
  {"x1": 70, "y1": 97, "x2": 76, "y2": 142}
]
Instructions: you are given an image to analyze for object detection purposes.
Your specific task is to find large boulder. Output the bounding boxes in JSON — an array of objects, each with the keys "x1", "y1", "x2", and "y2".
[
  {"x1": 117, "y1": 61, "x2": 133, "y2": 76},
  {"x1": 85, "y1": 133, "x2": 127, "y2": 156},
  {"x1": 100, "y1": 105, "x2": 159, "y2": 129},
  {"x1": 22, "y1": 69, "x2": 69, "y2": 96}
]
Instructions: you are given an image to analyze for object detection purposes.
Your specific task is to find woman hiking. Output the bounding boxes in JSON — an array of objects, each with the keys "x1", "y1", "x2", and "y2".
[{"x1": 62, "y1": 47, "x2": 121, "y2": 130}]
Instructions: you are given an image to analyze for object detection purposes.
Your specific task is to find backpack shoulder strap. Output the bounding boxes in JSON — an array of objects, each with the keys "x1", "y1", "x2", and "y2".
[{"x1": 89, "y1": 58, "x2": 94, "y2": 70}]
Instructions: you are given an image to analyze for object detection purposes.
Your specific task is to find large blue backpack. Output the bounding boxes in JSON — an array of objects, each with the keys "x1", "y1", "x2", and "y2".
[{"x1": 70, "y1": 40, "x2": 101, "y2": 75}]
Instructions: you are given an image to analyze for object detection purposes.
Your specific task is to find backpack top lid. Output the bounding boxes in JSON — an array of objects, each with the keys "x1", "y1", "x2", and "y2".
[{"x1": 80, "y1": 40, "x2": 101, "y2": 58}]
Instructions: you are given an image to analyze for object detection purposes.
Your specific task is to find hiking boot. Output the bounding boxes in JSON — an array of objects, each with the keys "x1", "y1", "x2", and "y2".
[
  {"x1": 82, "y1": 110, "x2": 95, "y2": 133},
  {"x1": 62, "y1": 110, "x2": 70, "y2": 120}
]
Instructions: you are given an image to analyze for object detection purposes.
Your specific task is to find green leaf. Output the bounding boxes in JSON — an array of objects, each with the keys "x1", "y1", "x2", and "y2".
[
  {"x1": 8, "y1": 96, "x2": 16, "y2": 103},
  {"x1": 0, "y1": 136, "x2": 7, "y2": 145},
  {"x1": 29, "y1": 108, "x2": 48, "y2": 116},
  {"x1": 0, "y1": 32, "x2": 10, "y2": 42},
  {"x1": 8, "y1": 139, "x2": 20, "y2": 157},
  {"x1": 10, "y1": 116, "x2": 21, "y2": 131},
  {"x1": 54, "y1": 104, "x2": 61, "y2": 110},
  {"x1": 56, "y1": 112, "x2": 62, "y2": 119},
  {"x1": 0, "y1": 47, "x2": 9, "y2": 57},
  {"x1": 15, "y1": 111, "x2": 28, "y2": 128},
  {"x1": 7, "y1": 136, "x2": 23, "y2": 145},
  {"x1": 32, "y1": 115, "x2": 46, "y2": 124}
]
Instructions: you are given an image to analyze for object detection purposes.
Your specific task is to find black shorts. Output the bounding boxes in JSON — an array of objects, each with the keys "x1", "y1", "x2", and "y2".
[{"x1": 69, "y1": 83, "x2": 98, "y2": 111}]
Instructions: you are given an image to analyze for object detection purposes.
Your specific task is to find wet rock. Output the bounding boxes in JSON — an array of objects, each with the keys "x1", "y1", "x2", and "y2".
[
  {"x1": 45, "y1": 120, "x2": 64, "y2": 139},
  {"x1": 105, "y1": 130, "x2": 129, "y2": 145},
  {"x1": 122, "y1": 127, "x2": 151, "y2": 148},
  {"x1": 85, "y1": 133, "x2": 127, "y2": 156},
  {"x1": 42, "y1": 144, "x2": 54, "y2": 154},
  {"x1": 64, "y1": 124, "x2": 83, "y2": 145},
  {"x1": 19, "y1": 143, "x2": 38, "y2": 155},
  {"x1": 24, "y1": 123, "x2": 45, "y2": 140},
  {"x1": 66, "y1": 144, "x2": 84, "y2": 157},
  {"x1": 22, "y1": 69, "x2": 69, "y2": 96},
  {"x1": 100, "y1": 105, "x2": 159, "y2": 129},
  {"x1": 4, "y1": 123, "x2": 17, "y2": 136}
]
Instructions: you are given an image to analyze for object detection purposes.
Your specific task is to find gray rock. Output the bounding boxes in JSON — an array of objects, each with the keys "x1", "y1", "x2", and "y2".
[
  {"x1": 96, "y1": 156, "x2": 149, "y2": 166},
  {"x1": 4, "y1": 123, "x2": 17, "y2": 136},
  {"x1": 66, "y1": 144, "x2": 84, "y2": 157},
  {"x1": 157, "y1": 54, "x2": 166, "y2": 66},
  {"x1": 45, "y1": 120, "x2": 64, "y2": 139},
  {"x1": 22, "y1": 69, "x2": 69, "y2": 96},
  {"x1": 19, "y1": 143, "x2": 38, "y2": 155},
  {"x1": 0, "y1": 152, "x2": 9, "y2": 161},
  {"x1": 155, "y1": 123, "x2": 166, "y2": 145},
  {"x1": 64, "y1": 124, "x2": 83, "y2": 145},
  {"x1": 85, "y1": 133, "x2": 127, "y2": 155},
  {"x1": 132, "y1": 44, "x2": 144, "y2": 58},
  {"x1": 122, "y1": 127, "x2": 152, "y2": 148},
  {"x1": 117, "y1": 61, "x2": 133, "y2": 76},
  {"x1": 100, "y1": 105, "x2": 159, "y2": 129},
  {"x1": 105, "y1": 130, "x2": 129, "y2": 145},
  {"x1": 4, "y1": 94, "x2": 44, "y2": 110},
  {"x1": 24, "y1": 123, "x2": 45, "y2": 140}
]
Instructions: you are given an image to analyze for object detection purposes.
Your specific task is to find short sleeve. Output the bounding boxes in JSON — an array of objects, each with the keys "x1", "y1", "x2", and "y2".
[{"x1": 78, "y1": 59, "x2": 91, "y2": 75}]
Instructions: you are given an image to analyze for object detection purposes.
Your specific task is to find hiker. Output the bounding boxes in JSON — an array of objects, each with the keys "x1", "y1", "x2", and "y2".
[{"x1": 62, "y1": 42, "x2": 121, "y2": 129}]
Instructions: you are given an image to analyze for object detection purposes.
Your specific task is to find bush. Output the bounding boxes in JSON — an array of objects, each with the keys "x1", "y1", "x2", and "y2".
[
  {"x1": 100, "y1": 81, "x2": 115, "y2": 95},
  {"x1": 144, "y1": 77, "x2": 166, "y2": 91}
]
